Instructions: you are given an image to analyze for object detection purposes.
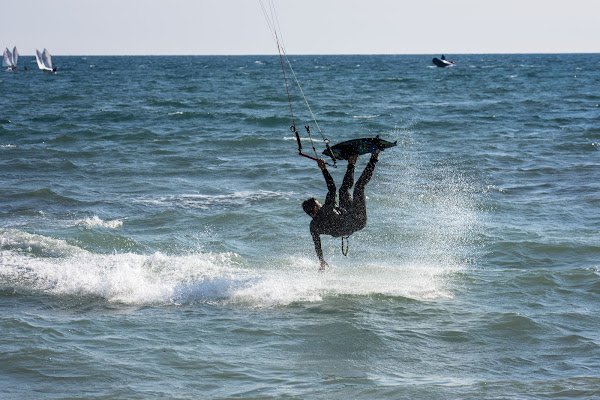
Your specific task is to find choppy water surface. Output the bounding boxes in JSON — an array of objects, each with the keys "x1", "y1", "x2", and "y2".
[{"x1": 1, "y1": 54, "x2": 599, "y2": 398}]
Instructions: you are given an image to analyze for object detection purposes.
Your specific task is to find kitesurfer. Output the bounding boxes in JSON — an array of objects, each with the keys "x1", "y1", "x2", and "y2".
[{"x1": 303, "y1": 150, "x2": 380, "y2": 271}]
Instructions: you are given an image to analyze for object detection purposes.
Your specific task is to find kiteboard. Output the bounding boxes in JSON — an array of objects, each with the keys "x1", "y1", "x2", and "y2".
[{"x1": 323, "y1": 136, "x2": 397, "y2": 160}]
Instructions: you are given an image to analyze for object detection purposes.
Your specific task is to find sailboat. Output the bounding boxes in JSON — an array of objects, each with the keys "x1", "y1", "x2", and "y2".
[
  {"x1": 35, "y1": 48, "x2": 55, "y2": 72},
  {"x1": 2, "y1": 46, "x2": 19, "y2": 70}
]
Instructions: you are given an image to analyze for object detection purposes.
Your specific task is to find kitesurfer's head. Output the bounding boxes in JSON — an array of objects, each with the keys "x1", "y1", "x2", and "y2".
[{"x1": 302, "y1": 197, "x2": 321, "y2": 218}]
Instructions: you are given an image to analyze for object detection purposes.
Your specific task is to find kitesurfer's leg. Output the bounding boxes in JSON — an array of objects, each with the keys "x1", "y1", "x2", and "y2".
[
  {"x1": 339, "y1": 154, "x2": 357, "y2": 210},
  {"x1": 350, "y1": 151, "x2": 379, "y2": 229}
]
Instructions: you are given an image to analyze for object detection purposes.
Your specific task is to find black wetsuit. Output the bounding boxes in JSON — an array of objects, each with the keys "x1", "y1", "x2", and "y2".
[{"x1": 310, "y1": 153, "x2": 378, "y2": 263}]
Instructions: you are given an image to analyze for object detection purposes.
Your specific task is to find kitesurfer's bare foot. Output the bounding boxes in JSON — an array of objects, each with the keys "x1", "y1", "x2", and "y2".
[
  {"x1": 348, "y1": 154, "x2": 358, "y2": 166},
  {"x1": 317, "y1": 159, "x2": 327, "y2": 170}
]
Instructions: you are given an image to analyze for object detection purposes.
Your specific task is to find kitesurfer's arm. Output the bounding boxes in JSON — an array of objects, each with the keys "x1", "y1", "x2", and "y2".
[
  {"x1": 318, "y1": 159, "x2": 336, "y2": 207},
  {"x1": 311, "y1": 230, "x2": 329, "y2": 271}
]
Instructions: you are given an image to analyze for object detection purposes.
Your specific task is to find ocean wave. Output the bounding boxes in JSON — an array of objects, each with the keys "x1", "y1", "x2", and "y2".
[
  {"x1": 488, "y1": 239, "x2": 600, "y2": 269},
  {"x1": 322, "y1": 110, "x2": 348, "y2": 117},
  {"x1": 487, "y1": 313, "x2": 545, "y2": 336},
  {"x1": 164, "y1": 111, "x2": 217, "y2": 120},
  {"x1": 9, "y1": 188, "x2": 81, "y2": 205},
  {"x1": 136, "y1": 190, "x2": 288, "y2": 210},
  {"x1": 147, "y1": 99, "x2": 194, "y2": 109}
]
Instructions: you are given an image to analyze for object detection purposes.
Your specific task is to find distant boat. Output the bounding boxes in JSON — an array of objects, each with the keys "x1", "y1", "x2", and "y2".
[
  {"x1": 36, "y1": 48, "x2": 55, "y2": 72},
  {"x1": 432, "y1": 55, "x2": 454, "y2": 68},
  {"x1": 2, "y1": 46, "x2": 19, "y2": 70}
]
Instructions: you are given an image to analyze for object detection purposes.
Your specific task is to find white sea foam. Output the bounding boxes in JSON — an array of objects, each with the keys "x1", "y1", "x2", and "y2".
[
  {"x1": 0, "y1": 231, "x2": 250, "y2": 305},
  {"x1": 0, "y1": 229, "x2": 455, "y2": 307},
  {"x1": 352, "y1": 115, "x2": 381, "y2": 119},
  {"x1": 77, "y1": 216, "x2": 123, "y2": 229},
  {"x1": 229, "y1": 259, "x2": 456, "y2": 306},
  {"x1": 1, "y1": 229, "x2": 83, "y2": 258}
]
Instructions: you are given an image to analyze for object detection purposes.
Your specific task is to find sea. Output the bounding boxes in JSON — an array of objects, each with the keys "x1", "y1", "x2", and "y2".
[{"x1": 1, "y1": 53, "x2": 599, "y2": 399}]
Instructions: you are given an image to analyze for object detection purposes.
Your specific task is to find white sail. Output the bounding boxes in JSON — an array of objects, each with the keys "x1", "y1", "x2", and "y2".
[
  {"x1": 3, "y1": 47, "x2": 13, "y2": 67},
  {"x1": 35, "y1": 49, "x2": 46, "y2": 70},
  {"x1": 42, "y1": 48, "x2": 53, "y2": 70},
  {"x1": 12, "y1": 46, "x2": 18, "y2": 67}
]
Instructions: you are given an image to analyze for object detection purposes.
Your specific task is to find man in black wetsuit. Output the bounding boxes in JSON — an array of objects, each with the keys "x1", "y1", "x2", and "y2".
[{"x1": 302, "y1": 150, "x2": 380, "y2": 270}]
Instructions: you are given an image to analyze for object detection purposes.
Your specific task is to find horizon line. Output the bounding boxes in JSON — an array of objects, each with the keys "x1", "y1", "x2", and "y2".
[{"x1": 10, "y1": 51, "x2": 600, "y2": 57}]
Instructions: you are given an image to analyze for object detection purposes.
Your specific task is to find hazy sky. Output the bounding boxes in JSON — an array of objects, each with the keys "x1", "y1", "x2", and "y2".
[{"x1": 2, "y1": 0, "x2": 599, "y2": 55}]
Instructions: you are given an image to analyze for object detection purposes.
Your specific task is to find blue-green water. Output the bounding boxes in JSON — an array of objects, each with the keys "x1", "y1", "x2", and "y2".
[{"x1": 1, "y1": 54, "x2": 599, "y2": 399}]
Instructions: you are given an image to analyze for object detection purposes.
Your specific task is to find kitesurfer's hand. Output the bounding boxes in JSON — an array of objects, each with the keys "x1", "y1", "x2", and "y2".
[
  {"x1": 319, "y1": 259, "x2": 329, "y2": 272},
  {"x1": 317, "y1": 159, "x2": 327, "y2": 171}
]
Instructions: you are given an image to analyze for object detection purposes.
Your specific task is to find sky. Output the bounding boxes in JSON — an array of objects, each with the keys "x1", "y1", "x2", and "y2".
[{"x1": 2, "y1": 0, "x2": 599, "y2": 55}]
